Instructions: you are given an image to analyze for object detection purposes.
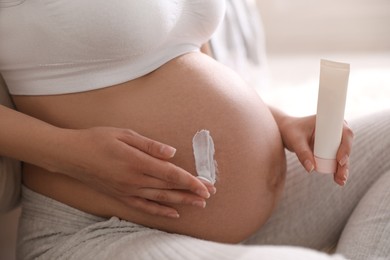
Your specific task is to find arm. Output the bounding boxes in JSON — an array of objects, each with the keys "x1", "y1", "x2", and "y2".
[
  {"x1": 0, "y1": 105, "x2": 61, "y2": 170},
  {"x1": 269, "y1": 106, "x2": 353, "y2": 186},
  {"x1": 0, "y1": 105, "x2": 214, "y2": 217}
]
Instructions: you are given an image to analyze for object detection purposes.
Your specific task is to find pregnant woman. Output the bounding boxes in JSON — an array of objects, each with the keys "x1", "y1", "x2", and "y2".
[
  {"x1": 1, "y1": 0, "x2": 286, "y2": 249},
  {"x1": 2, "y1": 1, "x2": 387, "y2": 260}
]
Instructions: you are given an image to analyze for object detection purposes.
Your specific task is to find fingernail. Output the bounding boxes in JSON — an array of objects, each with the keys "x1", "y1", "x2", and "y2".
[
  {"x1": 161, "y1": 146, "x2": 176, "y2": 158},
  {"x1": 167, "y1": 212, "x2": 180, "y2": 218},
  {"x1": 304, "y1": 160, "x2": 315, "y2": 173},
  {"x1": 338, "y1": 170, "x2": 349, "y2": 187},
  {"x1": 192, "y1": 200, "x2": 206, "y2": 208},
  {"x1": 209, "y1": 186, "x2": 217, "y2": 195},
  {"x1": 343, "y1": 169, "x2": 349, "y2": 182},
  {"x1": 339, "y1": 155, "x2": 349, "y2": 167},
  {"x1": 197, "y1": 177, "x2": 217, "y2": 195},
  {"x1": 196, "y1": 189, "x2": 210, "y2": 199}
]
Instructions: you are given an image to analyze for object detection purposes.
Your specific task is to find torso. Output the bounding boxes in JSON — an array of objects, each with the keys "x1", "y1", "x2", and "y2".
[{"x1": 13, "y1": 53, "x2": 286, "y2": 243}]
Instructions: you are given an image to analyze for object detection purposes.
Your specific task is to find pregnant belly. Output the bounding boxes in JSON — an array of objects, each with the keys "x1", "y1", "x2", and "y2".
[{"x1": 18, "y1": 53, "x2": 286, "y2": 243}]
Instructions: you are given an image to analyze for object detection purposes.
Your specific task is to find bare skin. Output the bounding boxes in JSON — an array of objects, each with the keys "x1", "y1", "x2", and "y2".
[{"x1": 13, "y1": 52, "x2": 286, "y2": 243}]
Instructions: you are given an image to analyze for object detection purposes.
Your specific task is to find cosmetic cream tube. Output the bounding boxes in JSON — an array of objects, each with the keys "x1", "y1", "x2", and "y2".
[{"x1": 314, "y1": 59, "x2": 350, "y2": 174}]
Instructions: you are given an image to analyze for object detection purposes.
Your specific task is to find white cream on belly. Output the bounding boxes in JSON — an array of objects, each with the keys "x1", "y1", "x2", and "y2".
[{"x1": 192, "y1": 130, "x2": 218, "y2": 184}]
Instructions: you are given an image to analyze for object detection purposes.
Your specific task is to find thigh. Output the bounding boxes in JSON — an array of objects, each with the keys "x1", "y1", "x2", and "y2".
[{"x1": 244, "y1": 110, "x2": 390, "y2": 250}]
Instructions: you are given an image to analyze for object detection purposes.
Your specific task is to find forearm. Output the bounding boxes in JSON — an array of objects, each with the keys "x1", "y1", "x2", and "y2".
[{"x1": 0, "y1": 104, "x2": 68, "y2": 172}]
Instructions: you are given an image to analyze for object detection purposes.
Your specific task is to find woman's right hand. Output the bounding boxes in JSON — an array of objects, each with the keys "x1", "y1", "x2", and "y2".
[{"x1": 53, "y1": 127, "x2": 216, "y2": 218}]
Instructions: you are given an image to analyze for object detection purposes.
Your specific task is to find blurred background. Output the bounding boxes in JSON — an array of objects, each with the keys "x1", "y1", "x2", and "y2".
[{"x1": 255, "y1": 0, "x2": 390, "y2": 119}]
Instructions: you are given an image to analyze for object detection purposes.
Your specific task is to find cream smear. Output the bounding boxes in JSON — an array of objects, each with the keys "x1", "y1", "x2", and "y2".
[{"x1": 192, "y1": 130, "x2": 218, "y2": 184}]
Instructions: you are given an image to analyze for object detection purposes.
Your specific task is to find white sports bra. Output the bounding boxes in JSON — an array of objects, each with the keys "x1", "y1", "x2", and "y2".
[{"x1": 0, "y1": 0, "x2": 226, "y2": 95}]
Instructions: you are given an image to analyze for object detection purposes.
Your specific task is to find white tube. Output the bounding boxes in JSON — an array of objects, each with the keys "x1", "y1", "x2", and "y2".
[{"x1": 314, "y1": 59, "x2": 350, "y2": 174}]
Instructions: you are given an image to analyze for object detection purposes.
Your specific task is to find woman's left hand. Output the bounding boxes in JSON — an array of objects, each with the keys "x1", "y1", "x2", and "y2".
[{"x1": 274, "y1": 112, "x2": 354, "y2": 186}]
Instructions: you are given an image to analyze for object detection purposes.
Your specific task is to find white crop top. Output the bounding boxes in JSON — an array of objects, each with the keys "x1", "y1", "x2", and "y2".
[{"x1": 0, "y1": 0, "x2": 226, "y2": 95}]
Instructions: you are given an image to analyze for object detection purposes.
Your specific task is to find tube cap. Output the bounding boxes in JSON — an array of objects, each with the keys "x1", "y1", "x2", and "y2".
[{"x1": 314, "y1": 156, "x2": 337, "y2": 174}]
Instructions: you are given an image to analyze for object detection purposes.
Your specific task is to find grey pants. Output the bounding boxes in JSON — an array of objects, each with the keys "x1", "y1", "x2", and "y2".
[{"x1": 17, "y1": 111, "x2": 390, "y2": 260}]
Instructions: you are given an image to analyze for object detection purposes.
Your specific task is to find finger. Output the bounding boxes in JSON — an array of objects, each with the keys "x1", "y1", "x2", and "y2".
[
  {"x1": 118, "y1": 130, "x2": 213, "y2": 198},
  {"x1": 144, "y1": 161, "x2": 211, "y2": 199},
  {"x1": 198, "y1": 177, "x2": 217, "y2": 195},
  {"x1": 334, "y1": 124, "x2": 353, "y2": 186},
  {"x1": 134, "y1": 174, "x2": 182, "y2": 190},
  {"x1": 138, "y1": 188, "x2": 207, "y2": 208},
  {"x1": 334, "y1": 162, "x2": 349, "y2": 186},
  {"x1": 141, "y1": 175, "x2": 217, "y2": 195},
  {"x1": 122, "y1": 141, "x2": 212, "y2": 199},
  {"x1": 118, "y1": 129, "x2": 177, "y2": 159},
  {"x1": 336, "y1": 123, "x2": 354, "y2": 168},
  {"x1": 129, "y1": 148, "x2": 211, "y2": 199},
  {"x1": 120, "y1": 196, "x2": 180, "y2": 218},
  {"x1": 294, "y1": 141, "x2": 316, "y2": 173}
]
